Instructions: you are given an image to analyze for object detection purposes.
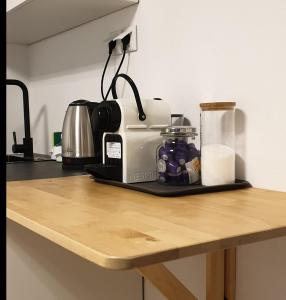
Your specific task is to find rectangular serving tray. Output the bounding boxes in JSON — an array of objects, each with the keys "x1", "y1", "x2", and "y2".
[{"x1": 90, "y1": 176, "x2": 251, "y2": 197}]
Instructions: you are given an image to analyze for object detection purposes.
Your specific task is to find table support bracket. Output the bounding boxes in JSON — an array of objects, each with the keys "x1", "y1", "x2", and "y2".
[
  {"x1": 137, "y1": 263, "x2": 198, "y2": 300},
  {"x1": 138, "y1": 248, "x2": 236, "y2": 300}
]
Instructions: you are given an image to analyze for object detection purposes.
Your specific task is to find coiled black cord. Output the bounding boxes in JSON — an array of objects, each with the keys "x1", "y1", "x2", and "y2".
[{"x1": 111, "y1": 73, "x2": 146, "y2": 121}]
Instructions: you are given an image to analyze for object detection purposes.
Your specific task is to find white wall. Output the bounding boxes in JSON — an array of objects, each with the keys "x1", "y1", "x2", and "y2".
[
  {"x1": 7, "y1": 0, "x2": 286, "y2": 299},
  {"x1": 7, "y1": 220, "x2": 141, "y2": 300}
]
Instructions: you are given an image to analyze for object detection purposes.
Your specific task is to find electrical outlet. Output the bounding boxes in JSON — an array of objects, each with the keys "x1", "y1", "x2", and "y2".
[
  {"x1": 104, "y1": 29, "x2": 122, "y2": 43},
  {"x1": 105, "y1": 25, "x2": 138, "y2": 55},
  {"x1": 116, "y1": 25, "x2": 137, "y2": 55}
]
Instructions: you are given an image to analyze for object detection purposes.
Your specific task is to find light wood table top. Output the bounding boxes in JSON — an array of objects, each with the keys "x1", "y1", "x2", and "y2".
[{"x1": 7, "y1": 175, "x2": 286, "y2": 270}]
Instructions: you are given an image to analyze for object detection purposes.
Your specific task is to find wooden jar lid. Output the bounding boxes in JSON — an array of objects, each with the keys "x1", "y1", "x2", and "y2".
[{"x1": 200, "y1": 102, "x2": 236, "y2": 111}]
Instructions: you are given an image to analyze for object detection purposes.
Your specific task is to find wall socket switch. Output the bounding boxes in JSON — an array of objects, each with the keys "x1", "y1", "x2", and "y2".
[{"x1": 105, "y1": 25, "x2": 138, "y2": 55}]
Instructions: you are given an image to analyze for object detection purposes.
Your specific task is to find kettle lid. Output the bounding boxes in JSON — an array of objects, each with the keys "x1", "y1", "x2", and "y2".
[{"x1": 69, "y1": 99, "x2": 90, "y2": 106}]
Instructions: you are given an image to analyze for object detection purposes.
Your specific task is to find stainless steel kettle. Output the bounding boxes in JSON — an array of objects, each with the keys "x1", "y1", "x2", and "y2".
[{"x1": 62, "y1": 100, "x2": 98, "y2": 169}]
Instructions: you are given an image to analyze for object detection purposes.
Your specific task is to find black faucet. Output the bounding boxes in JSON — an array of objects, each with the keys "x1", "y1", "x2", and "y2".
[{"x1": 6, "y1": 79, "x2": 33, "y2": 159}]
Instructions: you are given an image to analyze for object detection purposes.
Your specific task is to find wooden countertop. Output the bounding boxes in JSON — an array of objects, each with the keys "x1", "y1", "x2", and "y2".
[{"x1": 7, "y1": 175, "x2": 286, "y2": 270}]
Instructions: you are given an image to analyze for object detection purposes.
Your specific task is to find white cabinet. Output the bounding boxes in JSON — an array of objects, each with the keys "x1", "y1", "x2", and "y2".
[{"x1": 7, "y1": 0, "x2": 138, "y2": 44}]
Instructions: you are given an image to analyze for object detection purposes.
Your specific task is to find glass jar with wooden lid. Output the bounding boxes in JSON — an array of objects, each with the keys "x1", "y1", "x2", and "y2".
[{"x1": 200, "y1": 102, "x2": 236, "y2": 186}]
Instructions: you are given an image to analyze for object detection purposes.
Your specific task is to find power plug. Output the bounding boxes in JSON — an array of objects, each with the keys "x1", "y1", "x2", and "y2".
[{"x1": 111, "y1": 25, "x2": 138, "y2": 55}]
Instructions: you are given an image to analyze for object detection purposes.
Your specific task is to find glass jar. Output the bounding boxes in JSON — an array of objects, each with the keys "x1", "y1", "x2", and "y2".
[
  {"x1": 157, "y1": 126, "x2": 200, "y2": 185},
  {"x1": 200, "y1": 102, "x2": 236, "y2": 186}
]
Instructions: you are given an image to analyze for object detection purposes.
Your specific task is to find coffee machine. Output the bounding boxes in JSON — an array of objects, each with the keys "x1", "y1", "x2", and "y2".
[{"x1": 86, "y1": 74, "x2": 171, "y2": 183}]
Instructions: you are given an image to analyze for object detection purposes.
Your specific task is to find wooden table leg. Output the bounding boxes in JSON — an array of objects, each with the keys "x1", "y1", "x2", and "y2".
[
  {"x1": 137, "y1": 263, "x2": 198, "y2": 300},
  {"x1": 206, "y1": 250, "x2": 225, "y2": 300},
  {"x1": 206, "y1": 248, "x2": 237, "y2": 300},
  {"x1": 138, "y1": 248, "x2": 236, "y2": 300},
  {"x1": 224, "y1": 248, "x2": 236, "y2": 300}
]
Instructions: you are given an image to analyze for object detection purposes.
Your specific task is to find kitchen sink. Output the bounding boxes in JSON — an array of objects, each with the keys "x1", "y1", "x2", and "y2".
[
  {"x1": 6, "y1": 155, "x2": 28, "y2": 162},
  {"x1": 6, "y1": 154, "x2": 53, "y2": 164}
]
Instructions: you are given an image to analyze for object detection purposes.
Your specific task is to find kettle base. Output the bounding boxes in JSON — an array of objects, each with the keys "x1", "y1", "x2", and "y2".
[{"x1": 62, "y1": 157, "x2": 99, "y2": 170}]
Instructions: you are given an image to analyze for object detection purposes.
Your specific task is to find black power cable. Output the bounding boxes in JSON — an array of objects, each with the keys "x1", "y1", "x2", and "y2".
[
  {"x1": 104, "y1": 33, "x2": 131, "y2": 101},
  {"x1": 100, "y1": 53, "x2": 111, "y2": 100},
  {"x1": 104, "y1": 50, "x2": 126, "y2": 101},
  {"x1": 111, "y1": 73, "x2": 146, "y2": 121},
  {"x1": 101, "y1": 40, "x2": 116, "y2": 101}
]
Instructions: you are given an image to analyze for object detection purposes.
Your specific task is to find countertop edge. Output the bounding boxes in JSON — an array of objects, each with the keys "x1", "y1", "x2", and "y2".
[
  {"x1": 7, "y1": 207, "x2": 286, "y2": 270},
  {"x1": 7, "y1": 209, "x2": 136, "y2": 270}
]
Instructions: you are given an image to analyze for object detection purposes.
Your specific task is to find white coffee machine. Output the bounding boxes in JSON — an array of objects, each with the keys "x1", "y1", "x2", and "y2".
[{"x1": 86, "y1": 74, "x2": 171, "y2": 183}]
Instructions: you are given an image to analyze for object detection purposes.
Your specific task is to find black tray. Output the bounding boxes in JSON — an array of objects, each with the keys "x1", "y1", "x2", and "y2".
[{"x1": 91, "y1": 176, "x2": 251, "y2": 197}]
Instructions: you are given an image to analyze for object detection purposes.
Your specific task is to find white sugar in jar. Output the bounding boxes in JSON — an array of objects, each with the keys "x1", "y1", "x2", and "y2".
[{"x1": 200, "y1": 102, "x2": 236, "y2": 186}]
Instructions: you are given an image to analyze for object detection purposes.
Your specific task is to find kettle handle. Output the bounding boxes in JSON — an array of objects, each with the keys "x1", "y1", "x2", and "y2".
[
  {"x1": 111, "y1": 73, "x2": 146, "y2": 121},
  {"x1": 86, "y1": 102, "x2": 98, "y2": 116}
]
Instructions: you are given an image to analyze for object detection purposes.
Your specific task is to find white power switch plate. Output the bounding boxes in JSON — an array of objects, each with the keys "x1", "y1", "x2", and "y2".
[{"x1": 105, "y1": 25, "x2": 138, "y2": 55}]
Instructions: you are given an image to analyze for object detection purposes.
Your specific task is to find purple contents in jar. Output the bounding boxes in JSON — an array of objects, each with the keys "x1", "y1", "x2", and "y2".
[
  {"x1": 165, "y1": 148, "x2": 175, "y2": 160},
  {"x1": 165, "y1": 139, "x2": 176, "y2": 149},
  {"x1": 187, "y1": 147, "x2": 200, "y2": 162},
  {"x1": 157, "y1": 130, "x2": 200, "y2": 185},
  {"x1": 158, "y1": 172, "x2": 167, "y2": 183},
  {"x1": 187, "y1": 143, "x2": 196, "y2": 149},
  {"x1": 158, "y1": 146, "x2": 169, "y2": 161},
  {"x1": 157, "y1": 159, "x2": 167, "y2": 173},
  {"x1": 174, "y1": 150, "x2": 187, "y2": 166},
  {"x1": 179, "y1": 172, "x2": 189, "y2": 183},
  {"x1": 166, "y1": 160, "x2": 181, "y2": 175},
  {"x1": 176, "y1": 139, "x2": 188, "y2": 149}
]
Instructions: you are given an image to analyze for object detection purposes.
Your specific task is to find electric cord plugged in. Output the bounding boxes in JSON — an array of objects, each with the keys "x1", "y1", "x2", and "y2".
[
  {"x1": 108, "y1": 40, "x2": 117, "y2": 54},
  {"x1": 121, "y1": 33, "x2": 131, "y2": 51},
  {"x1": 101, "y1": 40, "x2": 117, "y2": 100},
  {"x1": 103, "y1": 33, "x2": 131, "y2": 101},
  {"x1": 104, "y1": 50, "x2": 126, "y2": 101},
  {"x1": 111, "y1": 73, "x2": 146, "y2": 121},
  {"x1": 101, "y1": 54, "x2": 111, "y2": 100}
]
